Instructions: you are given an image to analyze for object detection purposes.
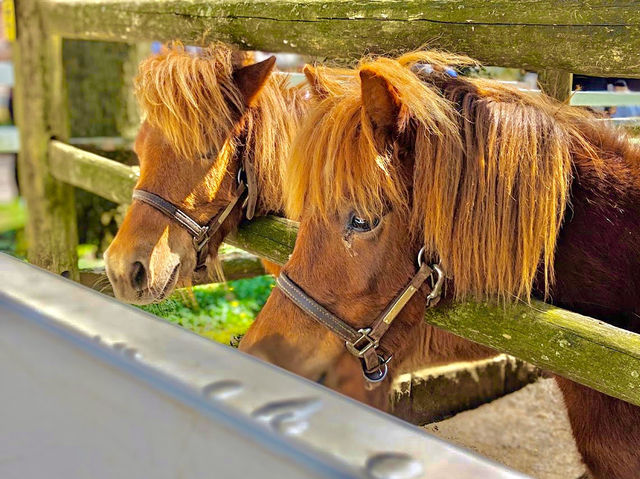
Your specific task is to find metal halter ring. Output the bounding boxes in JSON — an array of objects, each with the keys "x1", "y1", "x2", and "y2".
[
  {"x1": 362, "y1": 355, "x2": 392, "y2": 383},
  {"x1": 417, "y1": 247, "x2": 445, "y2": 306}
]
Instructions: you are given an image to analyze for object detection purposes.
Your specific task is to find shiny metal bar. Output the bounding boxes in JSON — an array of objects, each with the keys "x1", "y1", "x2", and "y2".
[{"x1": 0, "y1": 253, "x2": 527, "y2": 478}]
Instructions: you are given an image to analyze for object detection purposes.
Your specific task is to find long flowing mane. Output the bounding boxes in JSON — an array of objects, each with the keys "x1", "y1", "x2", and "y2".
[
  {"x1": 287, "y1": 50, "x2": 640, "y2": 301},
  {"x1": 134, "y1": 42, "x2": 306, "y2": 213}
]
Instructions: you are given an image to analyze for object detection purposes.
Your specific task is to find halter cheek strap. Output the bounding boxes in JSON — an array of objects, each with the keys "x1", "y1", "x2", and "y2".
[
  {"x1": 132, "y1": 178, "x2": 247, "y2": 271},
  {"x1": 276, "y1": 249, "x2": 444, "y2": 384}
]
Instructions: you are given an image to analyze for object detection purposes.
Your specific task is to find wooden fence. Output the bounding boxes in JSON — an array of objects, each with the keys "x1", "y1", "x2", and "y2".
[{"x1": 13, "y1": 0, "x2": 640, "y2": 406}]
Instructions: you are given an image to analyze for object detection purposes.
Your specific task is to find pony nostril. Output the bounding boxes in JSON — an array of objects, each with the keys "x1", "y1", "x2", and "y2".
[{"x1": 131, "y1": 261, "x2": 146, "y2": 291}]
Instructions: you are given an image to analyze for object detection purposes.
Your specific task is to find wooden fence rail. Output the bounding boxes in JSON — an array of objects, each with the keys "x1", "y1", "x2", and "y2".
[
  {"x1": 13, "y1": 0, "x2": 640, "y2": 410},
  {"x1": 37, "y1": 138, "x2": 640, "y2": 406},
  {"x1": 39, "y1": 0, "x2": 640, "y2": 77}
]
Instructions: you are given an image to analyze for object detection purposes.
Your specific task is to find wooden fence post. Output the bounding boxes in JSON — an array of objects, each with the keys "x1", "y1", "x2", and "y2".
[
  {"x1": 63, "y1": 40, "x2": 146, "y2": 140},
  {"x1": 14, "y1": 0, "x2": 78, "y2": 278},
  {"x1": 538, "y1": 68, "x2": 573, "y2": 102}
]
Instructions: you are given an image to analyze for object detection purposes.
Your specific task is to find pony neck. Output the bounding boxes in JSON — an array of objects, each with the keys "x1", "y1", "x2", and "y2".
[{"x1": 538, "y1": 125, "x2": 640, "y2": 330}]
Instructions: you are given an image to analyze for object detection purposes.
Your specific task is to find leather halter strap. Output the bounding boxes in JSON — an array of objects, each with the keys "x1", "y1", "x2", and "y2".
[
  {"x1": 276, "y1": 251, "x2": 444, "y2": 383},
  {"x1": 132, "y1": 178, "x2": 247, "y2": 271}
]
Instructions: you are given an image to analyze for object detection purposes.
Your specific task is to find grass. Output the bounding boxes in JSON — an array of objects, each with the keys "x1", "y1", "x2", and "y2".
[
  {"x1": 139, "y1": 275, "x2": 275, "y2": 345},
  {"x1": 0, "y1": 199, "x2": 25, "y2": 234},
  {"x1": 0, "y1": 199, "x2": 26, "y2": 257}
]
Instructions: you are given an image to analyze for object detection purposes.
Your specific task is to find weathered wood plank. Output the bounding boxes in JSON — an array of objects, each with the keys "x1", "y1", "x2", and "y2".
[
  {"x1": 425, "y1": 300, "x2": 640, "y2": 406},
  {"x1": 46, "y1": 142, "x2": 640, "y2": 404},
  {"x1": 79, "y1": 250, "x2": 267, "y2": 295},
  {"x1": 39, "y1": 0, "x2": 640, "y2": 77},
  {"x1": 14, "y1": 0, "x2": 78, "y2": 278},
  {"x1": 46, "y1": 141, "x2": 297, "y2": 264},
  {"x1": 63, "y1": 41, "x2": 145, "y2": 140},
  {"x1": 392, "y1": 355, "x2": 540, "y2": 425},
  {"x1": 48, "y1": 140, "x2": 139, "y2": 204},
  {"x1": 226, "y1": 216, "x2": 298, "y2": 266}
]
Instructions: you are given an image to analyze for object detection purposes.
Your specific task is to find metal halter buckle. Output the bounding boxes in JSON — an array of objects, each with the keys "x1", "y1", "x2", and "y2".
[
  {"x1": 192, "y1": 227, "x2": 210, "y2": 252},
  {"x1": 345, "y1": 328, "x2": 379, "y2": 358}
]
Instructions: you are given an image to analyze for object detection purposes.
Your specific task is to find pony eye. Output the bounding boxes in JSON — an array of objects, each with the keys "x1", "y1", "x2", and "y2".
[{"x1": 348, "y1": 214, "x2": 380, "y2": 233}]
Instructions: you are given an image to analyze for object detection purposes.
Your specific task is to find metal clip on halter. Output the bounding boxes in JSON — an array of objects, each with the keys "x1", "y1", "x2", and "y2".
[
  {"x1": 276, "y1": 247, "x2": 445, "y2": 385},
  {"x1": 345, "y1": 328, "x2": 378, "y2": 357},
  {"x1": 418, "y1": 247, "x2": 445, "y2": 307}
]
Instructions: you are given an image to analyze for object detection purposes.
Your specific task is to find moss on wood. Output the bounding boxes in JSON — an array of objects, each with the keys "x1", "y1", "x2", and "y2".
[
  {"x1": 40, "y1": 0, "x2": 640, "y2": 77},
  {"x1": 425, "y1": 300, "x2": 640, "y2": 406},
  {"x1": 63, "y1": 40, "x2": 139, "y2": 138},
  {"x1": 79, "y1": 250, "x2": 266, "y2": 295},
  {"x1": 15, "y1": 0, "x2": 78, "y2": 278},
  {"x1": 538, "y1": 69, "x2": 573, "y2": 102},
  {"x1": 48, "y1": 140, "x2": 139, "y2": 204}
]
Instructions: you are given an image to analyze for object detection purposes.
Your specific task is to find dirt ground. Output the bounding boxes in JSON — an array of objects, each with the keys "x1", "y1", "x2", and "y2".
[{"x1": 424, "y1": 378, "x2": 588, "y2": 479}]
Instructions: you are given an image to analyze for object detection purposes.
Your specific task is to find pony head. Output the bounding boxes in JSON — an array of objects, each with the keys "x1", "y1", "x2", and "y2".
[
  {"x1": 105, "y1": 43, "x2": 294, "y2": 304},
  {"x1": 240, "y1": 50, "x2": 591, "y2": 403}
]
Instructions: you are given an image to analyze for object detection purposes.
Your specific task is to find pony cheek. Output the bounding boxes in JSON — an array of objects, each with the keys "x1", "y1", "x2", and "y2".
[{"x1": 239, "y1": 291, "x2": 345, "y2": 380}]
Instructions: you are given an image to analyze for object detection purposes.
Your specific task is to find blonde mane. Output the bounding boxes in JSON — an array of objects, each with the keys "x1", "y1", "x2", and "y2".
[
  {"x1": 135, "y1": 42, "x2": 306, "y2": 213},
  {"x1": 287, "y1": 50, "x2": 633, "y2": 301}
]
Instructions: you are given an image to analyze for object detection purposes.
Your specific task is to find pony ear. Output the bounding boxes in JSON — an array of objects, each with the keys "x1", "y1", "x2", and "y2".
[
  {"x1": 233, "y1": 56, "x2": 276, "y2": 107},
  {"x1": 359, "y1": 68, "x2": 403, "y2": 137},
  {"x1": 303, "y1": 65, "x2": 329, "y2": 99}
]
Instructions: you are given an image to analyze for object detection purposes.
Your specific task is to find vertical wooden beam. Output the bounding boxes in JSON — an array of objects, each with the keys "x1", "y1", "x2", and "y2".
[
  {"x1": 63, "y1": 40, "x2": 146, "y2": 141},
  {"x1": 538, "y1": 69, "x2": 573, "y2": 102},
  {"x1": 14, "y1": 0, "x2": 78, "y2": 278},
  {"x1": 117, "y1": 42, "x2": 147, "y2": 140}
]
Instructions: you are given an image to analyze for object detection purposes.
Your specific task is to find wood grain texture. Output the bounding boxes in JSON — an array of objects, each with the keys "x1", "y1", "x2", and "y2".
[
  {"x1": 39, "y1": 0, "x2": 640, "y2": 76},
  {"x1": 47, "y1": 142, "x2": 640, "y2": 404},
  {"x1": 14, "y1": 0, "x2": 78, "y2": 278}
]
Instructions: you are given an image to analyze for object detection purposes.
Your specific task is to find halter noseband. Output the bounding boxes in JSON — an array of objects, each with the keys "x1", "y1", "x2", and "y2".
[
  {"x1": 276, "y1": 248, "x2": 444, "y2": 384},
  {"x1": 132, "y1": 167, "x2": 249, "y2": 272}
]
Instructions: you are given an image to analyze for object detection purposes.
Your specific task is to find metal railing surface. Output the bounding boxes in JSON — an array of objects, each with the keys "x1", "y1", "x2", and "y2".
[{"x1": 0, "y1": 253, "x2": 527, "y2": 479}]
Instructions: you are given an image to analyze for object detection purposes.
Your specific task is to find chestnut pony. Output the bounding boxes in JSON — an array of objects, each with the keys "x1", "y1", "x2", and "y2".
[
  {"x1": 105, "y1": 43, "x2": 496, "y2": 405},
  {"x1": 105, "y1": 44, "x2": 306, "y2": 304},
  {"x1": 240, "y1": 51, "x2": 640, "y2": 478}
]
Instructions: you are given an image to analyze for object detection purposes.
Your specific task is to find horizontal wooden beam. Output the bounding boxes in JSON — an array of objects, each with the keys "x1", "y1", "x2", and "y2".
[
  {"x1": 223, "y1": 215, "x2": 640, "y2": 406},
  {"x1": 47, "y1": 140, "x2": 298, "y2": 264},
  {"x1": 79, "y1": 249, "x2": 267, "y2": 295},
  {"x1": 49, "y1": 140, "x2": 640, "y2": 405},
  {"x1": 49, "y1": 140, "x2": 138, "y2": 204},
  {"x1": 426, "y1": 301, "x2": 640, "y2": 407},
  {"x1": 225, "y1": 216, "x2": 297, "y2": 266},
  {"x1": 39, "y1": 0, "x2": 640, "y2": 77}
]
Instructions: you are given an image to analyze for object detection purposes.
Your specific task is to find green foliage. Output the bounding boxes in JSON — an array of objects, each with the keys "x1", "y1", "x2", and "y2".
[
  {"x1": 0, "y1": 199, "x2": 26, "y2": 257},
  {"x1": 0, "y1": 197, "x2": 271, "y2": 346},
  {"x1": 0, "y1": 199, "x2": 25, "y2": 233},
  {"x1": 139, "y1": 275, "x2": 275, "y2": 345}
]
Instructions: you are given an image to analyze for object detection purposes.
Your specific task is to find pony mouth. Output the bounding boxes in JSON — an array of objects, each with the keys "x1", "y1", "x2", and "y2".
[
  {"x1": 136, "y1": 263, "x2": 180, "y2": 304},
  {"x1": 156, "y1": 263, "x2": 180, "y2": 301}
]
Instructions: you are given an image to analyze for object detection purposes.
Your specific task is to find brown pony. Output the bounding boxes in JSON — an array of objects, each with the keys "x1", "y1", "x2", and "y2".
[
  {"x1": 105, "y1": 43, "x2": 306, "y2": 304},
  {"x1": 239, "y1": 51, "x2": 640, "y2": 478}
]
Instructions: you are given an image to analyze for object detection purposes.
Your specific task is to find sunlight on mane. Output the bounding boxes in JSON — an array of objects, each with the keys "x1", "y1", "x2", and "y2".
[
  {"x1": 135, "y1": 42, "x2": 306, "y2": 214},
  {"x1": 286, "y1": 50, "x2": 633, "y2": 301}
]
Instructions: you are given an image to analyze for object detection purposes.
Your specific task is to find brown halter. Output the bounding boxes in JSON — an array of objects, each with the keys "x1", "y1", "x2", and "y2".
[
  {"x1": 132, "y1": 166, "x2": 252, "y2": 272},
  {"x1": 276, "y1": 248, "x2": 444, "y2": 383}
]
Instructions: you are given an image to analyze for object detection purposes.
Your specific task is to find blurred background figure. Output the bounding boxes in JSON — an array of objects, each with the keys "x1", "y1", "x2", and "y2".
[
  {"x1": 0, "y1": 8, "x2": 15, "y2": 204},
  {"x1": 610, "y1": 79, "x2": 640, "y2": 118}
]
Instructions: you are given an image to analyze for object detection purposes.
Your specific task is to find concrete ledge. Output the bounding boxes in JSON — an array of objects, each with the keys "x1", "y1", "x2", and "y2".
[{"x1": 391, "y1": 354, "x2": 540, "y2": 425}]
